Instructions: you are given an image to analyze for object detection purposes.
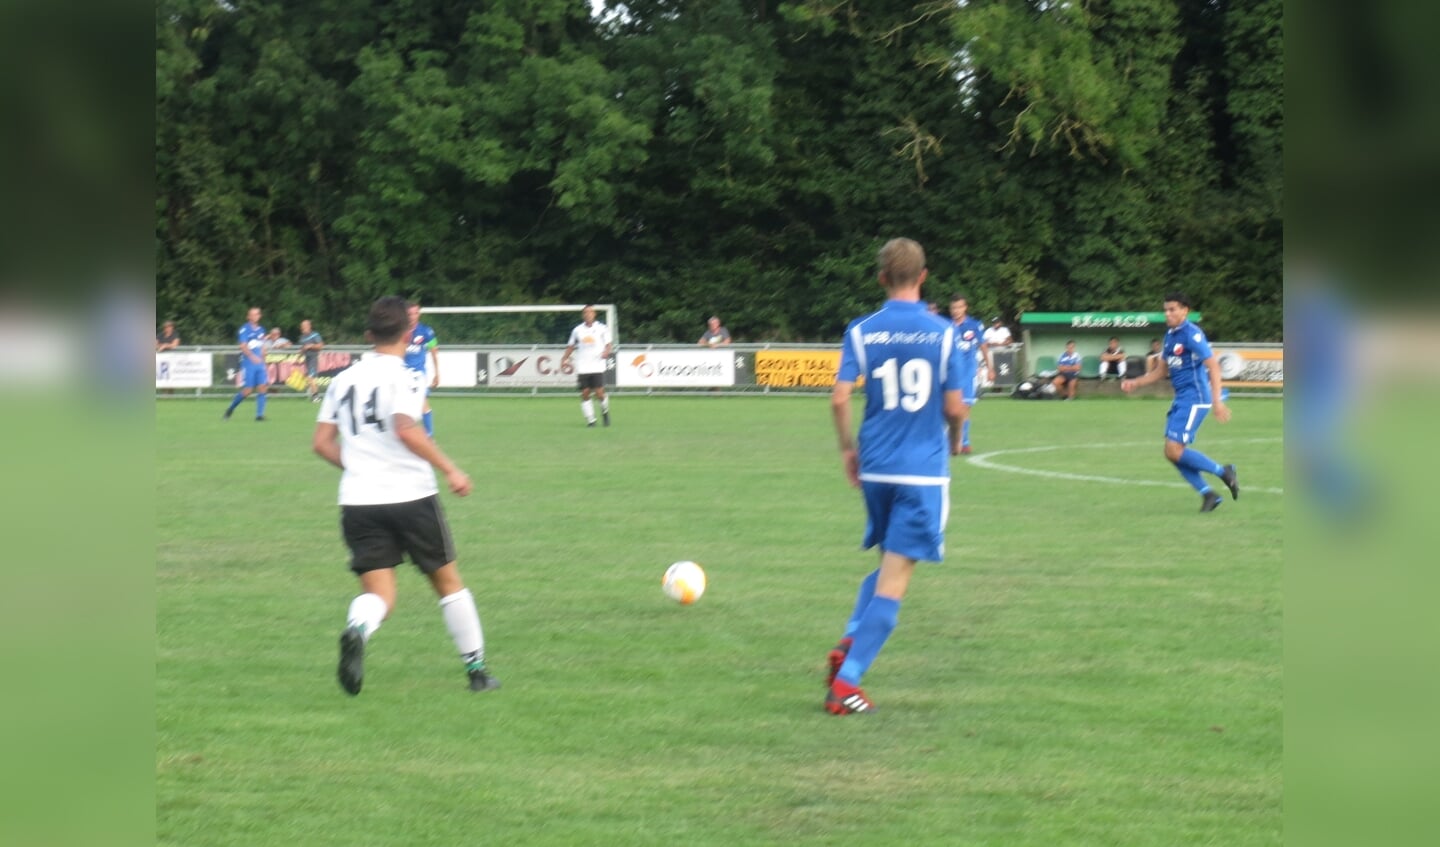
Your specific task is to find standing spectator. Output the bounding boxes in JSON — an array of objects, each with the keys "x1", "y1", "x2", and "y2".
[
  {"x1": 948, "y1": 294, "x2": 994, "y2": 454},
  {"x1": 698, "y1": 315, "x2": 732, "y2": 347},
  {"x1": 1122, "y1": 292, "x2": 1239, "y2": 512},
  {"x1": 1145, "y1": 338, "x2": 1164, "y2": 373},
  {"x1": 1098, "y1": 336, "x2": 1127, "y2": 380},
  {"x1": 156, "y1": 320, "x2": 180, "y2": 351},
  {"x1": 823, "y1": 237, "x2": 966, "y2": 716},
  {"x1": 223, "y1": 307, "x2": 270, "y2": 421},
  {"x1": 314, "y1": 295, "x2": 499, "y2": 696},
  {"x1": 404, "y1": 302, "x2": 440, "y2": 437},
  {"x1": 983, "y1": 316, "x2": 1012, "y2": 346},
  {"x1": 299, "y1": 319, "x2": 325, "y2": 403},
  {"x1": 561, "y1": 304, "x2": 613, "y2": 427},
  {"x1": 1053, "y1": 340, "x2": 1082, "y2": 400}
]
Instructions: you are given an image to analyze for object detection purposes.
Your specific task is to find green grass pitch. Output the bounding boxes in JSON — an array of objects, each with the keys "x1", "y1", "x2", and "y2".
[{"x1": 157, "y1": 393, "x2": 1281, "y2": 846}]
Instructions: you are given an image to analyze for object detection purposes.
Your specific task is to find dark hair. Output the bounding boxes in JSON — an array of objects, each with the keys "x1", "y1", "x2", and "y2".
[
  {"x1": 1150, "y1": 337, "x2": 1160, "y2": 345},
  {"x1": 1162, "y1": 291, "x2": 1191, "y2": 309},
  {"x1": 368, "y1": 296, "x2": 410, "y2": 343},
  {"x1": 1066, "y1": 339, "x2": 1076, "y2": 345},
  {"x1": 949, "y1": 293, "x2": 968, "y2": 305}
]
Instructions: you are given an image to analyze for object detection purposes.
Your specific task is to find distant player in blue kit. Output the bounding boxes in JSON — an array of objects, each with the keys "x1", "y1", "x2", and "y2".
[
  {"x1": 948, "y1": 293, "x2": 994, "y2": 454},
  {"x1": 223, "y1": 306, "x2": 270, "y2": 421},
  {"x1": 1122, "y1": 292, "x2": 1240, "y2": 512},
  {"x1": 404, "y1": 302, "x2": 440, "y2": 436},
  {"x1": 823, "y1": 238, "x2": 967, "y2": 716}
]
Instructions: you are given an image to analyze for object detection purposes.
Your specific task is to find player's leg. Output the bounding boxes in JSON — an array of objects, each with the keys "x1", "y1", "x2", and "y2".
[
  {"x1": 224, "y1": 370, "x2": 256, "y2": 418},
  {"x1": 828, "y1": 567, "x2": 879, "y2": 686},
  {"x1": 596, "y1": 385, "x2": 610, "y2": 426},
  {"x1": 407, "y1": 497, "x2": 499, "y2": 692},
  {"x1": 337, "y1": 505, "x2": 405, "y2": 695},
  {"x1": 1163, "y1": 405, "x2": 1225, "y2": 510},
  {"x1": 579, "y1": 378, "x2": 596, "y2": 425},
  {"x1": 254, "y1": 382, "x2": 269, "y2": 420},
  {"x1": 828, "y1": 482, "x2": 943, "y2": 714}
]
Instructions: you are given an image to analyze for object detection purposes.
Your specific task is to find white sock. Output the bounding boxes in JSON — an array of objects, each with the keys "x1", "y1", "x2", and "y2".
[
  {"x1": 600, "y1": 397, "x2": 609, "y2": 412},
  {"x1": 1118, "y1": 363, "x2": 1127, "y2": 378},
  {"x1": 581, "y1": 399, "x2": 594, "y2": 422},
  {"x1": 346, "y1": 592, "x2": 388, "y2": 641},
  {"x1": 439, "y1": 588, "x2": 485, "y2": 660}
]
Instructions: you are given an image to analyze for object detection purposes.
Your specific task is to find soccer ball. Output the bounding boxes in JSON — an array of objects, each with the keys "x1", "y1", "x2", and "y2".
[{"x1": 662, "y1": 561, "x2": 706, "y2": 605}]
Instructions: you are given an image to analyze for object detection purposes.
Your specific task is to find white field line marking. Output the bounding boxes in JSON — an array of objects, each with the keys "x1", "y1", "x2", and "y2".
[{"x1": 966, "y1": 438, "x2": 1284, "y2": 495}]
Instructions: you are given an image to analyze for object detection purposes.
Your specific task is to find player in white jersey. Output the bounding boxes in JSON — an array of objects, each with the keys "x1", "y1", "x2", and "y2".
[
  {"x1": 560, "y1": 304, "x2": 613, "y2": 427},
  {"x1": 313, "y1": 295, "x2": 499, "y2": 696}
]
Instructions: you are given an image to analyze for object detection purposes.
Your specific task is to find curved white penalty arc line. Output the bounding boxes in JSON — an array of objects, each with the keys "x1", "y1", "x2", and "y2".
[{"x1": 966, "y1": 438, "x2": 1284, "y2": 495}]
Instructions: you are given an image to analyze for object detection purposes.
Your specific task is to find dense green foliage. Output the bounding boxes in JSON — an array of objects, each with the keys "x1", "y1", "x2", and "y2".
[{"x1": 157, "y1": 0, "x2": 1281, "y2": 343}]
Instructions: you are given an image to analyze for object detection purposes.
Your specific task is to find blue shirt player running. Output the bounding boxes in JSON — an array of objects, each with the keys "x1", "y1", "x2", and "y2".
[
  {"x1": 1122, "y1": 292, "x2": 1240, "y2": 512},
  {"x1": 404, "y1": 302, "x2": 440, "y2": 436},
  {"x1": 223, "y1": 306, "x2": 271, "y2": 421},
  {"x1": 947, "y1": 293, "x2": 994, "y2": 454},
  {"x1": 824, "y1": 237, "x2": 967, "y2": 716}
]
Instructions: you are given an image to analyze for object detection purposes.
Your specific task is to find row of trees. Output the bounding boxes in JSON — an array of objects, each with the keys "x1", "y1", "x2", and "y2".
[{"x1": 157, "y1": 0, "x2": 1281, "y2": 344}]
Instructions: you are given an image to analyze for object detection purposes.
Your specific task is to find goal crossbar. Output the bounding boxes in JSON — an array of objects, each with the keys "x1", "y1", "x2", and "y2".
[{"x1": 423, "y1": 304, "x2": 619, "y2": 346}]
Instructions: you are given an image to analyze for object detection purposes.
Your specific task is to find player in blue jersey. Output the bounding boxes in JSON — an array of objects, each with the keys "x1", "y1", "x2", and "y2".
[
  {"x1": 223, "y1": 306, "x2": 271, "y2": 421},
  {"x1": 823, "y1": 238, "x2": 967, "y2": 716},
  {"x1": 404, "y1": 302, "x2": 440, "y2": 436},
  {"x1": 1122, "y1": 292, "x2": 1239, "y2": 512},
  {"x1": 948, "y1": 294, "x2": 994, "y2": 454}
]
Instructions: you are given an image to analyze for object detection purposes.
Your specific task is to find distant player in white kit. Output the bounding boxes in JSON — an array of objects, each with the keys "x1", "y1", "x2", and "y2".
[
  {"x1": 313, "y1": 295, "x2": 499, "y2": 695},
  {"x1": 560, "y1": 304, "x2": 613, "y2": 427}
]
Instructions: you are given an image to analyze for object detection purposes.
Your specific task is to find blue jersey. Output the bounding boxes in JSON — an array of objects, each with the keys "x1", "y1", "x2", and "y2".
[
  {"x1": 1163, "y1": 320, "x2": 1215, "y2": 401},
  {"x1": 837, "y1": 300, "x2": 962, "y2": 480},
  {"x1": 953, "y1": 315, "x2": 985, "y2": 381},
  {"x1": 238, "y1": 322, "x2": 266, "y2": 365},
  {"x1": 404, "y1": 323, "x2": 437, "y2": 372},
  {"x1": 1058, "y1": 351, "x2": 1081, "y2": 371}
]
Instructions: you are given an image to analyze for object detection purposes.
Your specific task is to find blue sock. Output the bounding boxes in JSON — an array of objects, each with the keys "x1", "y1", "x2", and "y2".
[
  {"x1": 1171, "y1": 459, "x2": 1210, "y2": 494},
  {"x1": 423, "y1": 411, "x2": 434, "y2": 436},
  {"x1": 837, "y1": 595, "x2": 901, "y2": 687},
  {"x1": 961, "y1": 418, "x2": 971, "y2": 447},
  {"x1": 1178, "y1": 448, "x2": 1223, "y2": 477},
  {"x1": 842, "y1": 569, "x2": 879, "y2": 639},
  {"x1": 225, "y1": 392, "x2": 246, "y2": 415},
  {"x1": 255, "y1": 393, "x2": 268, "y2": 418}
]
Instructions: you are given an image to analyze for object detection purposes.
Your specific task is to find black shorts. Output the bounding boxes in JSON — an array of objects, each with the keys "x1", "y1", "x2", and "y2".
[
  {"x1": 340, "y1": 495, "x2": 456, "y2": 575},
  {"x1": 577, "y1": 372, "x2": 605, "y2": 390}
]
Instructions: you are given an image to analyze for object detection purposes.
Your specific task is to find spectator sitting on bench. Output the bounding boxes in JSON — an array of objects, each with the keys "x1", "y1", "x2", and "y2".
[
  {"x1": 1146, "y1": 338, "x2": 1164, "y2": 374},
  {"x1": 1053, "y1": 340, "x2": 1082, "y2": 400},
  {"x1": 1098, "y1": 336, "x2": 1126, "y2": 380}
]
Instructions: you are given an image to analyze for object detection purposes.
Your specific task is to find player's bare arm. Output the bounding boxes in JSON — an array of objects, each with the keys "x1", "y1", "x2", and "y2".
[
  {"x1": 944, "y1": 389, "x2": 967, "y2": 455},
  {"x1": 1204, "y1": 357, "x2": 1232, "y2": 422},
  {"x1": 395, "y1": 414, "x2": 472, "y2": 495},
  {"x1": 1122, "y1": 358, "x2": 1167, "y2": 392},
  {"x1": 830, "y1": 380, "x2": 859, "y2": 488},
  {"x1": 312, "y1": 422, "x2": 344, "y2": 469}
]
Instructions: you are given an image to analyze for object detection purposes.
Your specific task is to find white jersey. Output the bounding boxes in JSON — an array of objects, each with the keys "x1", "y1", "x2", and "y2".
[
  {"x1": 318, "y1": 353, "x2": 439, "y2": 506},
  {"x1": 566, "y1": 320, "x2": 611, "y2": 375},
  {"x1": 983, "y1": 326, "x2": 1012, "y2": 346}
]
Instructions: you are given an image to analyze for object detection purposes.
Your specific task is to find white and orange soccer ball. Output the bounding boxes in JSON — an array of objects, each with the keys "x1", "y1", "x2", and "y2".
[{"x1": 662, "y1": 561, "x2": 706, "y2": 605}]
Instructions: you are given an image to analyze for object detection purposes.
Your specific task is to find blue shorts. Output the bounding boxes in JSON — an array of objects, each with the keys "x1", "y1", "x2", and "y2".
[
  {"x1": 859, "y1": 479, "x2": 950, "y2": 562},
  {"x1": 1165, "y1": 401, "x2": 1211, "y2": 445},
  {"x1": 242, "y1": 361, "x2": 269, "y2": 388}
]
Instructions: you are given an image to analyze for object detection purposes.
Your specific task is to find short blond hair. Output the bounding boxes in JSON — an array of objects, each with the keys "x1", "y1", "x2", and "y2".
[{"x1": 878, "y1": 238, "x2": 926, "y2": 288}]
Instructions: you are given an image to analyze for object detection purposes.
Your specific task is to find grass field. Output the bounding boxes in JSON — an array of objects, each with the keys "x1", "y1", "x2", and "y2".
[{"x1": 157, "y1": 393, "x2": 1282, "y2": 846}]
